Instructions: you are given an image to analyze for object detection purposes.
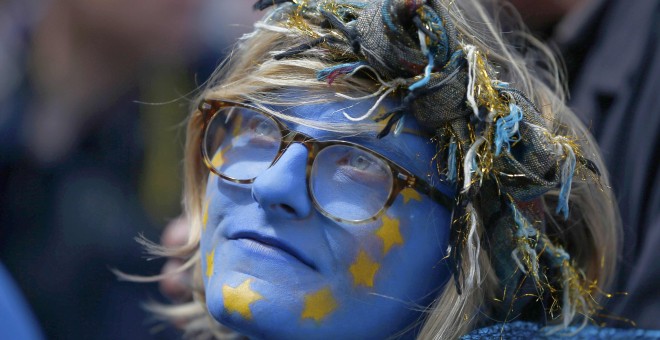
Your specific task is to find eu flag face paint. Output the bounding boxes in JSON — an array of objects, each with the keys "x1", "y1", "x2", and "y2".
[{"x1": 200, "y1": 97, "x2": 453, "y2": 339}]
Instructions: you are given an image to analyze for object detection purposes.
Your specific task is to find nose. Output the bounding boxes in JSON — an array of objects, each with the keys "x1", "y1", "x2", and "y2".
[{"x1": 251, "y1": 143, "x2": 312, "y2": 220}]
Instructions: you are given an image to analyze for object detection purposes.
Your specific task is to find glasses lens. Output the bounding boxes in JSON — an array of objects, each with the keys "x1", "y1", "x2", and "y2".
[
  {"x1": 204, "y1": 106, "x2": 282, "y2": 180},
  {"x1": 311, "y1": 145, "x2": 393, "y2": 221}
]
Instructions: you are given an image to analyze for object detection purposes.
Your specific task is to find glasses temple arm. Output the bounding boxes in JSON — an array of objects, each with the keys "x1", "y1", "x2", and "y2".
[{"x1": 412, "y1": 179, "x2": 456, "y2": 210}]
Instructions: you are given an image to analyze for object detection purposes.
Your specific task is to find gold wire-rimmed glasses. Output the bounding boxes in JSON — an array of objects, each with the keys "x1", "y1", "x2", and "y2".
[{"x1": 199, "y1": 99, "x2": 454, "y2": 224}]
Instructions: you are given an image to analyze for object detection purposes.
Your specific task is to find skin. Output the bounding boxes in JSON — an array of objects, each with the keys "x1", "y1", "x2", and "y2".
[{"x1": 201, "y1": 98, "x2": 453, "y2": 339}]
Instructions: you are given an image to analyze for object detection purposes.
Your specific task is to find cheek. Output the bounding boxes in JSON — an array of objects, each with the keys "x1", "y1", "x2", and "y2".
[
  {"x1": 201, "y1": 177, "x2": 223, "y2": 241},
  {"x1": 200, "y1": 178, "x2": 218, "y2": 287},
  {"x1": 373, "y1": 196, "x2": 452, "y2": 302},
  {"x1": 203, "y1": 174, "x2": 250, "y2": 222},
  {"x1": 317, "y1": 196, "x2": 451, "y2": 338},
  {"x1": 200, "y1": 176, "x2": 249, "y2": 282}
]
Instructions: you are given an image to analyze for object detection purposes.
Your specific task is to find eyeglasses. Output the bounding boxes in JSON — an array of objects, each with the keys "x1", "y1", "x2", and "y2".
[{"x1": 199, "y1": 99, "x2": 454, "y2": 224}]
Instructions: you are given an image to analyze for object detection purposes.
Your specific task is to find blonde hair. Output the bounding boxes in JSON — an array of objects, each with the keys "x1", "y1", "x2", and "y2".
[{"x1": 133, "y1": 0, "x2": 620, "y2": 338}]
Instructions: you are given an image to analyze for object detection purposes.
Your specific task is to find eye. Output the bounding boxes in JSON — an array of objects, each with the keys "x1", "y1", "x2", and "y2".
[
  {"x1": 348, "y1": 154, "x2": 372, "y2": 171},
  {"x1": 335, "y1": 149, "x2": 390, "y2": 184},
  {"x1": 248, "y1": 117, "x2": 276, "y2": 136},
  {"x1": 255, "y1": 120, "x2": 274, "y2": 136},
  {"x1": 242, "y1": 116, "x2": 279, "y2": 147}
]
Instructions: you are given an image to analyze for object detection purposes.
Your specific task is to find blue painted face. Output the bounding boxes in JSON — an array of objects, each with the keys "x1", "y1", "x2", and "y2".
[{"x1": 200, "y1": 97, "x2": 453, "y2": 339}]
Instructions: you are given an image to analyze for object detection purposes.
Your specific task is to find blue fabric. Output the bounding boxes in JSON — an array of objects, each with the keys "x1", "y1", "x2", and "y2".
[
  {"x1": 553, "y1": 0, "x2": 660, "y2": 329},
  {"x1": 462, "y1": 322, "x2": 660, "y2": 339},
  {"x1": 0, "y1": 263, "x2": 43, "y2": 340}
]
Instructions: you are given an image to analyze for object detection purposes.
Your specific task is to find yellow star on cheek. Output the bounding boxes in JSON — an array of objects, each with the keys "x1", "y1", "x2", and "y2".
[
  {"x1": 301, "y1": 287, "x2": 338, "y2": 322},
  {"x1": 202, "y1": 200, "x2": 209, "y2": 231},
  {"x1": 222, "y1": 279, "x2": 263, "y2": 320},
  {"x1": 349, "y1": 250, "x2": 380, "y2": 287},
  {"x1": 205, "y1": 249, "x2": 215, "y2": 279},
  {"x1": 375, "y1": 215, "x2": 404, "y2": 255},
  {"x1": 400, "y1": 187, "x2": 422, "y2": 204}
]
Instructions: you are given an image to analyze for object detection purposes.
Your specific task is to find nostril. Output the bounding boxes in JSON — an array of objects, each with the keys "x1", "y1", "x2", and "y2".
[
  {"x1": 271, "y1": 204, "x2": 297, "y2": 217},
  {"x1": 252, "y1": 191, "x2": 260, "y2": 206}
]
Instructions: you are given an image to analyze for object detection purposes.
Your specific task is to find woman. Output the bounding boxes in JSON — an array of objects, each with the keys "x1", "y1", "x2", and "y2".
[{"x1": 135, "y1": 0, "x2": 642, "y2": 338}]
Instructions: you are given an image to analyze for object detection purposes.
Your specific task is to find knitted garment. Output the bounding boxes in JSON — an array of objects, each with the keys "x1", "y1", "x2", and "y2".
[{"x1": 462, "y1": 322, "x2": 660, "y2": 339}]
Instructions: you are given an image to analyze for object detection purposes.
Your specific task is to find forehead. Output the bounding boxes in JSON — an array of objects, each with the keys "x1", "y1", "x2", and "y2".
[{"x1": 274, "y1": 99, "x2": 437, "y2": 180}]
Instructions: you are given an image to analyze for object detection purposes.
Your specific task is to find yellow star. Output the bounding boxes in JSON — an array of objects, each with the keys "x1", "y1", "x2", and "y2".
[
  {"x1": 222, "y1": 279, "x2": 263, "y2": 320},
  {"x1": 231, "y1": 115, "x2": 243, "y2": 138},
  {"x1": 371, "y1": 106, "x2": 389, "y2": 129},
  {"x1": 301, "y1": 287, "x2": 338, "y2": 322},
  {"x1": 349, "y1": 250, "x2": 380, "y2": 287},
  {"x1": 375, "y1": 215, "x2": 404, "y2": 255},
  {"x1": 400, "y1": 187, "x2": 422, "y2": 204},
  {"x1": 205, "y1": 248, "x2": 215, "y2": 278},
  {"x1": 211, "y1": 146, "x2": 230, "y2": 169},
  {"x1": 202, "y1": 200, "x2": 209, "y2": 231}
]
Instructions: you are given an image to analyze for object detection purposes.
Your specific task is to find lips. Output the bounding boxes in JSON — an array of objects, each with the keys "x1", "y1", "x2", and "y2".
[{"x1": 228, "y1": 231, "x2": 317, "y2": 271}]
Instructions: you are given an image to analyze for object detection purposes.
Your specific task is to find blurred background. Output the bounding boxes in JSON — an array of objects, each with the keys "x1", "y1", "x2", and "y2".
[
  {"x1": 0, "y1": 0, "x2": 259, "y2": 338},
  {"x1": 0, "y1": 0, "x2": 657, "y2": 338}
]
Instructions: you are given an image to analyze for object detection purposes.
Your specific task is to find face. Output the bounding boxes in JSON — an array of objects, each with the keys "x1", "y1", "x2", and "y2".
[{"x1": 200, "y1": 97, "x2": 453, "y2": 339}]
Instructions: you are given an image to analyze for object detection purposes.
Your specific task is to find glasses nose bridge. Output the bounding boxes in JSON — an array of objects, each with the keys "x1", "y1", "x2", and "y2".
[
  {"x1": 258, "y1": 132, "x2": 314, "y2": 190},
  {"x1": 279, "y1": 128, "x2": 318, "y2": 163}
]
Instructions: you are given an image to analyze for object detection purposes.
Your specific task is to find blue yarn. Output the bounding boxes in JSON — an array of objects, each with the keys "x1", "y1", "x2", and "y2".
[
  {"x1": 543, "y1": 243, "x2": 570, "y2": 267},
  {"x1": 334, "y1": 0, "x2": 367, "y2": 8},
  {"x1": 447, "y1": 49, "x2": 464, "y2": 69},
  {"x1": 462, "y1": 321, "x2": 660, "y2": 339},
  {"x1": 556, "y1": 146, "x2": 576, "y2": 220},
  {"x1": 511, "y1": 204, "x2": 536, "y2": 238},
  {"x1": 381, "y1": 0, "x2": 399, "y2": 33},
  {"x1": 470, "y1": 151, "x2": 479, "y2": 177},
  {"x1": 494, "y1": 103, "x2": 523, "y2": 156},
  {"x1": 418, "y1": 6, "x2": 449, "y2": 63},
  {"x1": 382, "y1": 3, "x2": 452, "y2": 87},
  {"x1": 316, "y1": 62, "x2": 367, "y2": 81},
  {"x1": 409, "y1": 53, "x2": 435, "y2": 91},
  {"x1": 447, "y1": 138, "x2": 458, "y2": 183}
]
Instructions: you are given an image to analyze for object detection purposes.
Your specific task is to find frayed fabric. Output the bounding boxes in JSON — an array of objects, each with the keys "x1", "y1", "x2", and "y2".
[{"x1": 254, "y1": 0, "x2": 603, "y2": 332}]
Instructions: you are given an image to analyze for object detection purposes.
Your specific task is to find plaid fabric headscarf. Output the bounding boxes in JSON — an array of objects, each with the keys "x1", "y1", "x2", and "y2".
[{"x1": 253, "y1": 0, "x2": 600, "y2": 327}]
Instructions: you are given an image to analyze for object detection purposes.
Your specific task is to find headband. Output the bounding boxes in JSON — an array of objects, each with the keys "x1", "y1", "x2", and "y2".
[{"x1": 252, "y1": 0, "x2": 601, "y2": 328}]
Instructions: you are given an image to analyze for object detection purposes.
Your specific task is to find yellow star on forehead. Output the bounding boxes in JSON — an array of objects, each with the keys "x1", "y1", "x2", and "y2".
[
  {"x1": 400, "y1": 187, "x2": 422, "y2": 204},
  {"x1": 211, "y1": 145, "x2": 230, "y2": 169},
  {"x1": 301, "y1": 287, "x2": 338, "y2": 322},
  {"x1": 349, "y1": 250, "x2": 380, "y2": 287},
  {"x1": 376, "y1": 215, "x2": 404, "y2": 255},
  {"x1": 205, "y1": 248, "x2": 215, "y2": 278},
  {"x1": 222, "y1": 279, "x2": 263, "y2": 320},
  {"x1": 371, "y1": 106, "x2": 389, "y2": 128},
  {"x1": 202, "y1": 200, "x2": 209, "y2": 231}
]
